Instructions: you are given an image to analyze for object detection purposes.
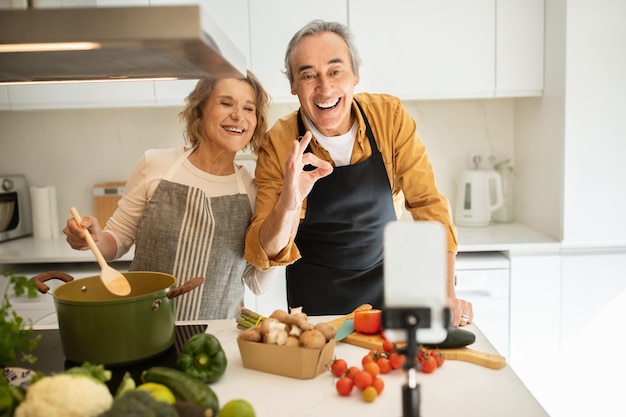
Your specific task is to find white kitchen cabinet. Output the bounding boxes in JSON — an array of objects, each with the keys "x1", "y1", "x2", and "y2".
[
  {"x1": 248, "y1": 0, "x2": 348, "y2": 103},
  {"x1": 495, "y1": 0, "x2": 544, "y2": 96},
  {"x1": 349, "y1": 0, "x2": 544, "y2": 99},
  {"x1": 555, "y1": 249, "x2": 626, "y2": 417},
  {"x1": 8, "y1": 82, "x2": 157, "y2": 109},
  {"x1": 508, "y1": 252, "x2": 561, "y2": 416},
  {"x1": 350, "y1": 0, "x2": 495, "y2": 99}
]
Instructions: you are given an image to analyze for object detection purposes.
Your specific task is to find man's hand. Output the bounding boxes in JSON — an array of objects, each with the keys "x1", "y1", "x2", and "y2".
[
  {"x1": 276, "y1": 131, "x2": 333, "y2": 211},
  {"x1": 448, "y1": 296, "x2": 473, "y2": 327}
]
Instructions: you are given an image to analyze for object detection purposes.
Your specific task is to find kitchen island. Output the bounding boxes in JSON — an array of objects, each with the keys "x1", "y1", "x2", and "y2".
[{"x1": 26, "y1": 319, "x2": 548, "y2": 417}]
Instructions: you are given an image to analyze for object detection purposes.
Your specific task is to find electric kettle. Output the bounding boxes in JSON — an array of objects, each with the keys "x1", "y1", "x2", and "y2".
[{"x1": 454, "y1": 170, "x2": 503, "y2": 227}]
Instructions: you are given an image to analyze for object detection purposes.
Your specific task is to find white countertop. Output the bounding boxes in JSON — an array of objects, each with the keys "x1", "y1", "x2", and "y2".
[
  {"x1": 456, "y1": 222, "x2": 560, "y2": 253},
  {"x1": 0, "y1": 222, "x2": 559, "y2": 265},
  {"x1": 109, "y1": 318, "x2": 548, "y2": 417},
  {"x1": 0, "y1": 236, "x2": 134, "y2": 264}
]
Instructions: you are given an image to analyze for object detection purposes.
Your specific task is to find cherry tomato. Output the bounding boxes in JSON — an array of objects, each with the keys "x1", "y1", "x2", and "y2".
[
  {"x1": 330, "y1": 358, "x2": 348, "y2": 377},
  {"x1": 376, "y1": 357, "x2": 392, "y2": 374},
  {"x1": 361, "y1": 350, "x2": 377, "y2": 367},
  {"x1": 430, "y1": 349, "x2": 445, "y2": 367},
  {"x1": 382, "y1": 339, "x2": 395, "y2": 353},
  {"x1": 371, "y1": 377, "x2": 385, "y2": 395},
  {"x1": 363, "y1": 361, "x2": 380, "y2": 378},
  {"x1": 420, "y1": 355, "x2": 437, "y2": 374},
  {"x1": 362, "y1": 386, "x2": 378, "y2": 403},
  {"x1": 346, "y1": 366, "x2": 360, "y2": 380},
  {"x1": 388, "y1": 352, "x2": 406, "y2": 370},
  {"x1": 353, "y1": 370, "x2": 373, "y2": 391},
  {"x1": 336, "y1": 376, "x2": 354, "y2": 396}
]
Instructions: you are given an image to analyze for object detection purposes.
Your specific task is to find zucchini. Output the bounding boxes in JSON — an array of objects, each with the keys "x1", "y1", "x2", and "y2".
[
  {"x1": 423, "y1": 327, "x2": 476, "y2": 349},
  {"x1": 141, "y1": 366, "x2": 219, "y2": 416}
]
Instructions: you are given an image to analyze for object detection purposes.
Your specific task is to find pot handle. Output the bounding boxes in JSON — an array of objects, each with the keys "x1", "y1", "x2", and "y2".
[
  {"x1": 32, "y1": 271, "x2": 74, "y2": 294},
  {"x1": 166, "y1": 276, "x2": 204, "y2": 299}
]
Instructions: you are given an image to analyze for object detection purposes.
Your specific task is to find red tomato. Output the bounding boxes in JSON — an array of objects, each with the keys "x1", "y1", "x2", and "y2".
[
  {"x1": 353, "y1": 370, "x2": 374, "y2": 391},
  {"x1": 336, "y1": 376, "x2": 354, "y2": 396},
  {"x1": 346, "y1": 366, "x2": 360, "y2": 380},
  {"x1": 330, "y1": 358, "x2": 348, "y2": 377},
  {"x1": 376, "y1": 357, "x2": 392, "y2": 374},
  {"x1": 431, "y1": 349, "x2": 445, "y2": 367},
  {"x1": 361, "y1": 350, "x2": 377, "y2": 367},
  {"x1": 354, "y1": 309, "x2": 382, "y2": 334},
  {"x1": 388, "y1": 352, "x2": 406, "y2": 370},
  {"x1": 420, "y1": 355, "x2": 437, "y2": 374},
  {"x1": 371, "y1": 377, "x2": 385, "y2": 395},
  {"x1": 382, "y1": 338, "x2": 396, "y2": 354}
]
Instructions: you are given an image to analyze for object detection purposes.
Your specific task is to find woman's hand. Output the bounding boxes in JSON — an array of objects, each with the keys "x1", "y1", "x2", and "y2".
[{"x1": 63, "y1": 214, "x2": 102, "y2": 251}]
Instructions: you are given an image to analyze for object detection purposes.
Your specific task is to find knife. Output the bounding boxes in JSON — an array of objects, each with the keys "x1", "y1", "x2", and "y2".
[{"x1": 335, "y1": 318, "x2": 355, "y2": 341}]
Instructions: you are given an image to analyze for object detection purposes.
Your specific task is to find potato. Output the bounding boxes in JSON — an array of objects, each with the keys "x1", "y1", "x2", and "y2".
[{"x1": 298, "y1": 329, "x2": 327, "y2": 349}]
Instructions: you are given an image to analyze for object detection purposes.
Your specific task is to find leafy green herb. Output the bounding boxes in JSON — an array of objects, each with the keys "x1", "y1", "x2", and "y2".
[{"x1": 1, "y1": 268, "x2": 41, "y2": 368}]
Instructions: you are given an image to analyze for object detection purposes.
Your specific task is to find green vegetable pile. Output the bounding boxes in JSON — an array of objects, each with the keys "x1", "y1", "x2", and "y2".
[{"x1": 0, "y1": 269, "x2": 40, "y2": 369}]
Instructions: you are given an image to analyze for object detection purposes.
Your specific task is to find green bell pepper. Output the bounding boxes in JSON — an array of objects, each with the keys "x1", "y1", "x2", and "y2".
[{"x1": 176, "y1": 333, "x2": 227, "y2": 383}]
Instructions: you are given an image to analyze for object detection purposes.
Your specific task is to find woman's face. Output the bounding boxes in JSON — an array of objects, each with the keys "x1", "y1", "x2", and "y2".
[
  {"x1": 290, "y1": 31, "x2": 359, "y2": 137},
  {"x1": 201, "y1": 78, "x2": 257, "y2": 153}
]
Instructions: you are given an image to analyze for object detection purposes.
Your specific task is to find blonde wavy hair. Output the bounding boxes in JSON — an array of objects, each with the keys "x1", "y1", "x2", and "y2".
[{"x1": 179, "y1": 70, "x2": 270, "y2": 155}]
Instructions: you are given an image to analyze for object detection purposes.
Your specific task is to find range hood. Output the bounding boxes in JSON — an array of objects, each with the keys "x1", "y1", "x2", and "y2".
[{"x1": 0, "y1": 5, "x2": 246, "y2": 84}]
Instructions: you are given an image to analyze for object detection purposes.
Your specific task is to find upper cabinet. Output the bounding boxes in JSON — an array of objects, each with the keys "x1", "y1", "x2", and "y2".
[
  {"x1": 350, "y1": 0, "x2": 495, "y2": 99},
  {"x1": 0, "y1": 0, "x2": 544, "y2": 109},
  {"x1": 496, "y1": 0, "x2": 544, "y2": 96},
  {"x1": 248, "y1": 0, "x2": 348, "y2": 103},
  {"x1": 349, "y1": 0, "x2": 544, "y2": 99}
]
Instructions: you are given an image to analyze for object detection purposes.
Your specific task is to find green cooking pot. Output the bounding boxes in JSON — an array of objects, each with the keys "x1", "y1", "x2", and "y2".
[{"x1": 33, "y1": 271, "x2": 203, "y2": 365}]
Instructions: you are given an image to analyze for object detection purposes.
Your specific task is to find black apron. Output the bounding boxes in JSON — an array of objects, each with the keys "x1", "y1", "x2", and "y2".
[{"x1": 286, "y1": 100, "x2": 397, "y2": 315}]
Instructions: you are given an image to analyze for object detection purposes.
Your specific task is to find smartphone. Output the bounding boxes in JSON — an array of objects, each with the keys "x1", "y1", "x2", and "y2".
[{"x1": 383, "y1": 221, "x2": 448, "y2": 344}]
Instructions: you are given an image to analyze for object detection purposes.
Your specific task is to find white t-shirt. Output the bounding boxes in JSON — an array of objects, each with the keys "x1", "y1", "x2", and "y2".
[{"x1": 306, "y1": 115, "x2": 358, "y2": 166}]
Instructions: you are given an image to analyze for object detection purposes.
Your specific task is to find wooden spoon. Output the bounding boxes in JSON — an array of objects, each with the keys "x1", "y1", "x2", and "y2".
[{"x1": 70, "y1": 207, "x2": 131, "y2": 296}]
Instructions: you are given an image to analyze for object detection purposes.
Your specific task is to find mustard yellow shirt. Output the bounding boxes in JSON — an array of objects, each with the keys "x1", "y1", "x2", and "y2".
[{"x1": 244, "y1": 92, "x2": 457, "y2": 269}]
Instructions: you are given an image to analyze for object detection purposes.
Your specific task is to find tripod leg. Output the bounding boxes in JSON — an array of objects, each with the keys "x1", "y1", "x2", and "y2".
[{"x1": 402, "y1": 383, "x2": 420, "y2": 417}]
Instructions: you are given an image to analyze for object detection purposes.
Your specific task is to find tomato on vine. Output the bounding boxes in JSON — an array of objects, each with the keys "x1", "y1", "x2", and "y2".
[{"x1": 330, "y1": 358, "x2": 348, "y2": 377}]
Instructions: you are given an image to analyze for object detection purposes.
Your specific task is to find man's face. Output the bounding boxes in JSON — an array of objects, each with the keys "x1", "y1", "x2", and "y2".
[{"x1": 290, "y1": 32, "x2": 360, "y2": 137}]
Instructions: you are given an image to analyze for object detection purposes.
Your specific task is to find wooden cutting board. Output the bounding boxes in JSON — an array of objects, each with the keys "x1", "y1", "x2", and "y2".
[
  {"x1": 327, "y1": 306, "x2": 506, "y2": 370},
  {"x1": 341, "y1": 331, "x2": 506, "y2": 370}
]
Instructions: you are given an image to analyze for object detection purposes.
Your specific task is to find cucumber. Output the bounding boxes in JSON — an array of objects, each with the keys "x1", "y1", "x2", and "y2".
[
  {"x1": 141, "y1": 366, "x2": 219, "y2": 416},
  {"x1": 423, "y1": 327, "x2": 476, "y2": 349}
]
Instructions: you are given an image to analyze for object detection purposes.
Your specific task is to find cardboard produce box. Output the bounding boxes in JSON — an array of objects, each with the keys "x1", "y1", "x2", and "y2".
[{"x1": 237, "y1": 338, "x2": 335, "y2": 379}]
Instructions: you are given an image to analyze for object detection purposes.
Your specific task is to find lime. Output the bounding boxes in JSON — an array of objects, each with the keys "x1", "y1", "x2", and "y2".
[
  {"x1": 218, "y1": 399, "x2": 256, "y2": 417},
  {"x1": 136, "y1": 382, "x2": 176, "y2": 405}
]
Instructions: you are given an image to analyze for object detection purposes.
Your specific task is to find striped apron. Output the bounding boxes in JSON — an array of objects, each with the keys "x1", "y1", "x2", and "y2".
[{"x1": 130, "y1": 149, "x2": 252, "y2": 320}]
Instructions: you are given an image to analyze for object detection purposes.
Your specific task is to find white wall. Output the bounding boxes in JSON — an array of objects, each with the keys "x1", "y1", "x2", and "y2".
[{"x1": 0, "y1": 99, "x2": 515, "y2": 228}]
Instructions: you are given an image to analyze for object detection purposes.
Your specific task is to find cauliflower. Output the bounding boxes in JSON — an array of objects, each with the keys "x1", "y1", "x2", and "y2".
[{"x1": 14, "y1": 374, "x2": 113, "y2": 417}]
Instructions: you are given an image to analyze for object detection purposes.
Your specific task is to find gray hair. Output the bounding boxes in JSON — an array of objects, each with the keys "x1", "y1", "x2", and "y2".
[{"x1": 283, "y1": 20, "x2": 362, "y2": 86}]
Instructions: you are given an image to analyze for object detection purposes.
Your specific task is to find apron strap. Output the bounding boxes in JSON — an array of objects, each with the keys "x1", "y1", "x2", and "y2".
[{"x1": 164, "y1": 146, "x2": 247, "y2": 195}]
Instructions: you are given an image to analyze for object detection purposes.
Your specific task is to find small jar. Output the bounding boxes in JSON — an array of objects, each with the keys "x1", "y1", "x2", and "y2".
[{"x1": 493, "y1": 160, "x2": 515, "y2": 223}]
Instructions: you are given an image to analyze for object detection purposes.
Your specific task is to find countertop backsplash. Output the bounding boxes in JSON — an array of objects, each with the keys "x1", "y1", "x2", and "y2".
[{"x1": 0, "y1": 98, "x2": 515, "y2": 230}]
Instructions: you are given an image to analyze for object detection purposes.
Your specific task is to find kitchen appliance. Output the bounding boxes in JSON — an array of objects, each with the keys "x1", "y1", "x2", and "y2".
[
  {"x1": 32, "y1": 271, "x2": 203, "y2": 365},
  {"x1": 455, "y1": 169, "x2": 503, "y2": 227},
  {"x1": 0, "y1": 174, "x2": 33, "y2": 243},
  {"x1": 0, "y1": 5, "x2": 245, "y2": 83}
]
